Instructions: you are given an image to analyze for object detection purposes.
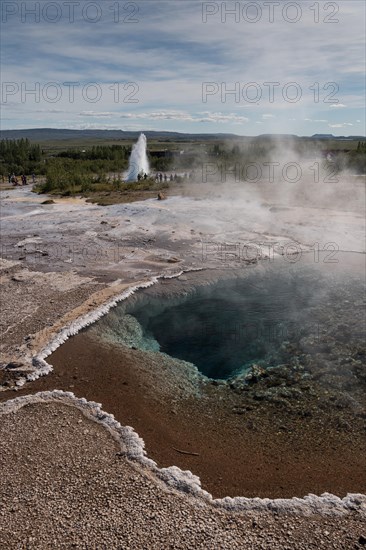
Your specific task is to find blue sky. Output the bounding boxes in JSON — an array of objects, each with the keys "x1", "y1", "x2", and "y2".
[{"x1": 1, "y1": 0, "x2": 365, "y2": 135}]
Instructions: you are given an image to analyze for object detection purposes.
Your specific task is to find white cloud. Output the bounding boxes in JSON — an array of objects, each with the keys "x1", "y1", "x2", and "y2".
[
  {"x1": 328, "y1": 123, "x2": 353, "y2": 128},
  {"x1": 329, "y1": 104, "x2": 347, "y2": 108},
  {"x1": 198, "y1": 112, "x2": 249, "y2": 123},
  {"x1": 33, "y1": 109, "x2": 66, "y2": 114},
  {"x1": 305, "y1": 118, "x2": 327, "y2": 123},
  {"x1": 79, "y1": 111, "x2": 115, "y2": 118},
  {"x1": 118, "y1": 111, "x2": 249, "y2": 124}
]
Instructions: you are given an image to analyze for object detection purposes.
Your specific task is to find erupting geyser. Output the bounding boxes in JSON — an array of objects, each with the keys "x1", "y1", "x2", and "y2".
[{"x1": 125, "y1": 133, "x2": 149, "y2": 182}]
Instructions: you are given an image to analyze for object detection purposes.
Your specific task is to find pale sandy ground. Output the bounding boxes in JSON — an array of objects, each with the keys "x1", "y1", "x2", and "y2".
[{"x1": 0, "y1": 182, "x2": 365, "y2": 548}]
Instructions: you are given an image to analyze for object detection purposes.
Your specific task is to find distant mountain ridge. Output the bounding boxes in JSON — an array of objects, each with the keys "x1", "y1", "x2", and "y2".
[
  {"x1": 0, "y1": 128, "x2": 240, "y2": 142},
  {"x1": 0, "y1": 128, "x2": 364, "y2": 142}
]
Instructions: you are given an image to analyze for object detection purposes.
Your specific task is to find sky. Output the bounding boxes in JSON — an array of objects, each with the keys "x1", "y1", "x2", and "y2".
[{"x1": 1, "y1": 0, "x2": 365, "y2": 136}]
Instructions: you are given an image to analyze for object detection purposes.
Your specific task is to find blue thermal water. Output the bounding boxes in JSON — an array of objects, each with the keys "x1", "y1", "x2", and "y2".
[{"x1": 95, "y1": 254, "x2": 365, "y2": 380}]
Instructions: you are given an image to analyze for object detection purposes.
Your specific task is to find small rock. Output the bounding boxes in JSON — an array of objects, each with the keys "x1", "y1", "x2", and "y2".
[
  {"x1": 6, "y1": 362, "x2": 24, "y2": 370},
  {"x1": 167, "y1": 257, "x2": 180, "y2": 263}
]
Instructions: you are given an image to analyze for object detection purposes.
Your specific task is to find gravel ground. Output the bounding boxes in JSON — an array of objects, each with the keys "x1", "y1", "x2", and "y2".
[{"x1": 0, "y1": 401, "x2": 365, "y2": 550}]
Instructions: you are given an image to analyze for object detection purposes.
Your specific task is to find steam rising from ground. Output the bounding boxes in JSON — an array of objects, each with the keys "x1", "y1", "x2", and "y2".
[{"x1": 179, "y1": 137, "x2": 365, "y2": 252}]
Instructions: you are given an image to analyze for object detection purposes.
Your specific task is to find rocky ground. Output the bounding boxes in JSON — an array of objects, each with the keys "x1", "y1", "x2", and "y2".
[
  {"x1": 0, "y1": 184, "x2": 365, "y2": 548},
  {"x1": 1, "y1": 400, "x2": 365, "y2": 550}
]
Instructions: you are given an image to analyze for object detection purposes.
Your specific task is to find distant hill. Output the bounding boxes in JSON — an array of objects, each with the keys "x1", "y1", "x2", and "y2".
[
  {"x1": 259, "y1": 133, "x2": 365, "y2": 140},
  {"x1": 0, "y1": 128, "x2": 364, "y2": 143},
  {"x1": 311, "y1": 134, "x2": 365, "y2": 140},
  {"x1": 0, "y1": 128, "x2": 240, "y2": 142}
]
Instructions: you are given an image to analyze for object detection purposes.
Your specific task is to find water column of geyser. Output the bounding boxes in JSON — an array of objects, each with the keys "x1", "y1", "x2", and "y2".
[{"x1": 125, "y1": 133, "x2": 149, "y2": 182}]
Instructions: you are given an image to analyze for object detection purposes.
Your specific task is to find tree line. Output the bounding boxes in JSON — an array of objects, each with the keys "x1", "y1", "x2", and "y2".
[{"x1": 0, "y1": 139, "x2": 42, "y2": 175}]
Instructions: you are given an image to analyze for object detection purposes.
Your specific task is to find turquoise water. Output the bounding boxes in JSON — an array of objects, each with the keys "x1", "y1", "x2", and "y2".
[
  {"x1": 109, "y1": 253, "x2": 365, "y2": 380},
  {"x1": 128, "y1": 284, "x2": 312, "y2": 378}
]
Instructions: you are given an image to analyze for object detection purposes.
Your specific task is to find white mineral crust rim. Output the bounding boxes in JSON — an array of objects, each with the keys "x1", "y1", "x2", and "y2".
[{"x1": 1, "y1": 390, "x2": 365, "y2": 517}]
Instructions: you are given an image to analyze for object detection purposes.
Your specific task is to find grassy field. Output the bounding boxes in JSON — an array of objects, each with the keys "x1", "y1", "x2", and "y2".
[{"x1": 2, "y1": 134, "x2": 362, "y2": 161}]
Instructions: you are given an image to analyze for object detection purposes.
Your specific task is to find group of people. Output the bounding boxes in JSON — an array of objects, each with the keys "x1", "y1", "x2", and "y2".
[
  {"x1": 155, "y1": 172, "x2": 193, "y2": 183},
  {"x1": 8, "y1": 173, "x2": 25, "y2": 186},
  {"x1": 137, "y1": 172, "x2": 148, "y2": 181},
  {"x1": 8, "y1": 173, "x2": 36, "y2": 186}
]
